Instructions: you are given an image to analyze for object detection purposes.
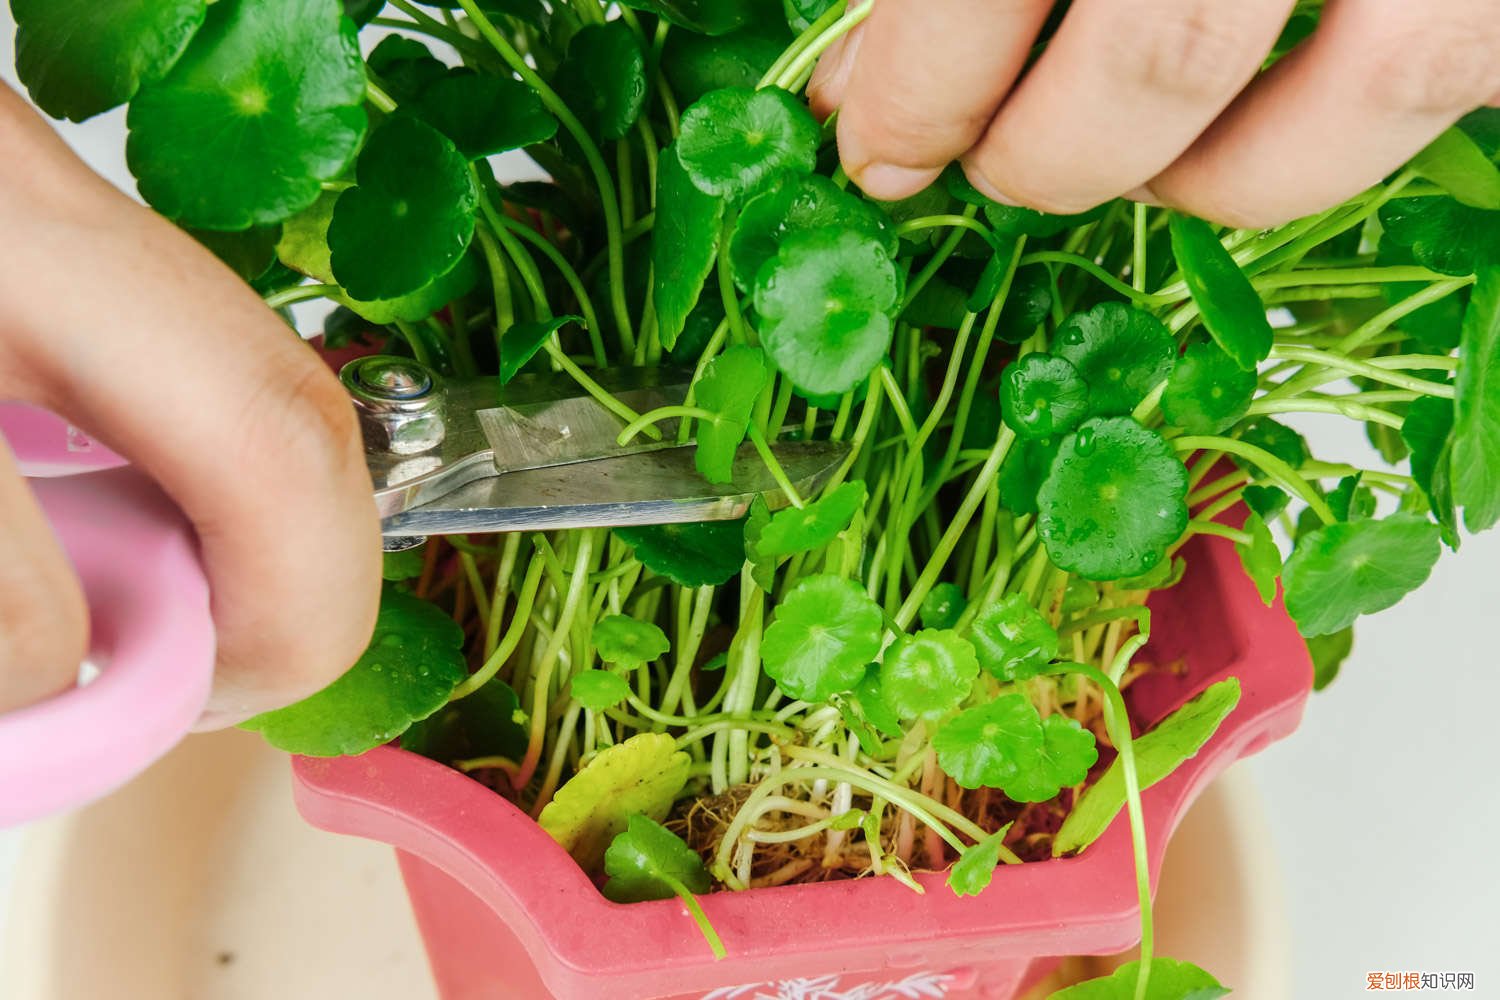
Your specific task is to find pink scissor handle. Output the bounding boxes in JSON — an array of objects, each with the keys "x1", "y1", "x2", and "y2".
[{"x1": 0, "y1": 404, "x2": 215, "y2": 826}]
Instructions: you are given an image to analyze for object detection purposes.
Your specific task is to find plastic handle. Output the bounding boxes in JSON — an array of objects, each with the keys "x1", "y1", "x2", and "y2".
[{"x1": 0, "y1": 404, "x2": 215, "y2": 826}]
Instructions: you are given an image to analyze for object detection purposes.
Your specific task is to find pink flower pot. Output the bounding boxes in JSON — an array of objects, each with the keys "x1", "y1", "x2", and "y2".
[{"x1": 291, "y1": 535, "x2": 1310, "y2": 1000}]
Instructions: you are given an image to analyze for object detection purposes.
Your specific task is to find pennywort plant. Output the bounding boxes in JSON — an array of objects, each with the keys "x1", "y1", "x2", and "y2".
[{"x1": 15, "y1": 0, "x2": 1500, "y2": 996}]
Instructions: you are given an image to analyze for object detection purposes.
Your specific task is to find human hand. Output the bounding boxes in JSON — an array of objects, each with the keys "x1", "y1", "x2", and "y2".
[
  {"x1": 0, "y1": 84, "x2": 381, "y2": 727},
  {"x1": 810, "y1": 0, "x2": 1500, "y2": 227}
]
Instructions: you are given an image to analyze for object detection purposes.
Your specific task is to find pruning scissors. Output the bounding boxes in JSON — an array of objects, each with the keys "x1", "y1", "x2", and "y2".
[{"x1": 0, "y1": 356, "x2": 844, "y2": 825}]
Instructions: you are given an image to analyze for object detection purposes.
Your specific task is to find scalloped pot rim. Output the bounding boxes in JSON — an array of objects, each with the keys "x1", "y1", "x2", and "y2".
[{"x1": 292, "y1": 534, "x2": 1311, "y2": 1000}]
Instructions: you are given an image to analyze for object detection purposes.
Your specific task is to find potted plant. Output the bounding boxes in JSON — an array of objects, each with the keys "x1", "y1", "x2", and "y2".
[{"x1": 10, "y1": 0, "x2": 1497, "y2": 996}]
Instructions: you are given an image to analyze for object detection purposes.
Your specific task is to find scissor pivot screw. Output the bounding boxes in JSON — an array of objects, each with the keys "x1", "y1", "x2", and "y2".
[{"x1": 340, "y1": 355, "x2": 445, "y2": 456}]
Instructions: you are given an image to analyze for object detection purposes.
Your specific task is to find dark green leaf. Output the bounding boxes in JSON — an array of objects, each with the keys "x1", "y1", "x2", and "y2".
[
  {"x1": 1055, "y1": 679, "x2": 1240, "y2": 854},
  {"x1": 880, "y1": 182, "x2": 953, "y2": 250},
  {"x1": 946, "y1": 826, "x2": 1011, "y2": 897},
  {"x1": 966, "y1": 245, "x2": 1016, "y2": 314},
  {"x1": 1037, "y1": 417, "x2": 1190, "y2": 581},
  {"x1": 1452, "y1": 267, "x2": 1500, "y2": 530},
  {"x1": 188, "y1": 224, "x2": 282, "y2": 282},
  {"x1": 969, "y1": 594, "x2": 1058, "y2": 682},
  {"x1": 328, "y1": 116, "x2": 477, "y2": 300},
  {"x1": 365, "y1": 35, "x2": 446, "y2": 104},
  {"x1": 1379, "y1": 196, "x2": 1500, "y2": 276},
  {"x1": 401, "y1": 677, "x2": 528, "y2": 765},
  {"x1": 1402, "y1": 396, "x2": 1459, "y2": 545},
  {"x1": 755, "y1": 228, "x2": 899, "y2": 395},
  {"x1": 729, "y1": 174, "x2": 898, "y2": 292},
  {"x1": 676, "y1": 86, "x2": 820, "y2": 198},
  {"x1": 1162, "y1": 339, "x2": 1256, "y2": 434},
  {"x1": 499, "y1": 316, "x2": 581, "y2": 384},
  {"x1": 932, "y1": 693, "x2": 1042, "y2": 789},
  {"x1": 242, "y1": 587, "x2": 466, "y2": 755},
  {"x1": 754, "y1": 480, "x2": 866, "y2": 558},
  {"x1": 1409, "y1": 125, "x2": 1500, "y2": 210},
  {"x1": 1049, "y1": 958, "x2": 1228, "y2": 999},
  {"x1": 743, "y1": 495, "x2": 777, "y2": 592},
  {"x1": 555, "y1": 23, "x2": 646, "y2": 143},
  {"x1": 782, "y1": 0, "x2": 836, "y2": 31},
  {"x1": 998, "y1": 435, "x2": 1059, "y2": 515},
  {"x1": 762, "y1": 575, "x2": 883, "y2": 702},
  {"x1": 604, "y1": 813, "x2": 712, "y2": 901},
  {"x1": 663, "y1": 15, "x2": 791, "y2": 105},
  {"x1": 13, "y1": 0, "x2": 206, "y2": 122},
  {"x1": 1002, "y1": 715, "x2": 1098, "y2": 803},
  {"x1": 880, "y1": 629, "x2": 980, "y2": 721},
  {"x1": 1002, "y1": 353, "x2": 1089, "y2": 439},
  {"x1": 619, "y1": 0, "x2": 762, "y2": 34},
  {"x1": 1053, "y1": 303, "x2": 1176, "y2": 416},
  {"x1": 1170, "y1": 213, "x2": 1273, "y2": 370},
  {"x1": 1236, "y1": 512, "x2": 1282, "y2": 606},
  {"x1": 694, "y1": 345, "x2": 769, "y2": 483},
  {"x1": 995, "y1": 265, "x2": 1054, "y2": 344},
  {"x1": 653, "y1": 144, "x2": 725, "y2": 351},
  {"x1": 1307, "y1": 627, "x2": 1354, "y2": 692},
  {"x1": 127, "y1": 0, "x2": 367, "y2": 229},
  {"x1": 903, "y1": 275, "x2": 971, "y2": 329},
  {"x1": 1377, "y1": 241, "x2": 1467, "y2": 353},
  {"x1": 1283, "y1": 515, "x2": 1442, "y2": 636},
  {"x1": 343, "y1": 0, "x2": 385, "y2": 25},
  {"x1": 1243, "y1": 484, "x2": 1289, "y2": 520},
  {"x1": 616, "y1": 519, "x2": 747, "y2": 587},
  {"x1": 1236, "y1": 417, "x2": 1309, "y2": 470},
  {"x1": 1116, "y1": 556, "x2": 1185, "y2": 592},
  {"x1": 919, "y1": 582, "x2": 967, "y2": 631},
  {"x1": 571, "y1": 670, "x2": 633, "y2": 710},
  {"x1": 594, "y1": 615, "x2": 671, "y2": 668},
  {"x1": 414, "y1": 72, "x2": 556, "y2": 159}
]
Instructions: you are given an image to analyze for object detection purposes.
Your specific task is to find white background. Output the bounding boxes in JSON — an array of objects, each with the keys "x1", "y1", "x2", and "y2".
[{"x1": 3, "y1": 11, "x2": 1498, "y2": 997}]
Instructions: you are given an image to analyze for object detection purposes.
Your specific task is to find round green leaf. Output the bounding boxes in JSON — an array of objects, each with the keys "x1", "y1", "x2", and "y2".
[
  {"x1": 1380, "y1": 196, "x2": 1500, "y2": 277},
  {"x1": 753, "y1": 480, "x2": 867, "y2": 557},
  {"x1": 604, "y1": 814, "x2": 712, "y2": 903},
  {"x1": 1001, "y1": 715, "x2": 1098, "y2": 803},
  {"x1": 1162, "y1": 338, "x2": 1256, "y2": 434},
  {"x1": 13, "y1": 0, "x2": 207, "y2": 122},
  {"x1": 932, "y1": 693, "x2": 1043, "y2": 790},
  {"x1": 328, "y1": 116, "x2": 478, "y2": 300},
  {"x1": 594, "y1": 615, "x2": 671, "y2": 668},
  {"x1": 755, "y1": 228, "x2": 900, "y2": 396},
  {"x1": 126, "y1": 0, "x2": 367, "y2": 229},
  {"x1": 1002, "y1": 353, "x2": 1090, "y2": 440},
  {"x1": 555, "y1": 22, "x2": 646, "y2": 143},
  {"x1": 729, "y1": 174, "x2": 898, "y2": 292},
  {"x1": 240, "y1": 588, "x2": 466, "y2": 755},
  {"x1": 1050, "y1": 958, "x2": 1228, "y2": 1000},
  {"x1": 1053, "y1": 302, "x2": 1176, "y2": 416},
  {"x1": 1282, "y1": 514, "x2": 1442, "y2": 637},
  {"x1": 676, "y1": 86, "x2": 820, "y2": 198},
  {"x1": 663, "y1": 16, "x2": 791, "y2": 106},
  {"x1": 762, "y1": 575, "x2": 884, "y2": 702},
  {"x1": 615, "y1": 520, "x2": 746, "y2": 587},
  {"x1": 918, "y1": 582, "x2": 967, "y2": 631},
  {"x1": 571, "y1": 670, "x2": 633, "y2": 711},
  {"x1": 969, "y1": 594, "x2": 1059, "y2": 682},
  {"x1": 880, "y1": 629, "x2": 980, "y2": 721},
  {"x1": 694, "y1": 345, "x2": 770, "y2": 484},
  {"x1": 1037, "y1": 417, "x2": 1190, "y2": 581},
  {"x1": 414, "y1": 72, "x2": 557, "y2": 159}
]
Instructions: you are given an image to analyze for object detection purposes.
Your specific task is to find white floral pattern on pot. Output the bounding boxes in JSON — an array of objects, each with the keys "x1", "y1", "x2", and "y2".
[{"x1": 703, "y1": 971, "x2": 954, "y2": 1000}]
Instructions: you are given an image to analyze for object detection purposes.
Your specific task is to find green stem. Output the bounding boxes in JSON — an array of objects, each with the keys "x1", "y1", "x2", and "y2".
[
  {"x1": 1172, "y1": 435, "x2": 1337, "y2": 525},
  {"x1": 746, "y1": 424, "x2": 805, "y2": 507},
  {"x1": 1246, "y1": 396, "x2": 1406, "y2": 430}
]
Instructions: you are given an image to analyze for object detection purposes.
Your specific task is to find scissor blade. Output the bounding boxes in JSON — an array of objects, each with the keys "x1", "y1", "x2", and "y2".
[{"x1": 381, "y1": 441, "x2": 847, "y2": 536}]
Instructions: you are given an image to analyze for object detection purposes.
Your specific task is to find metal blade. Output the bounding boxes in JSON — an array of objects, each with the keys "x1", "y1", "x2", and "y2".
[{"x1": 381, "y1": 441, "x2": 848, "y2": 537}]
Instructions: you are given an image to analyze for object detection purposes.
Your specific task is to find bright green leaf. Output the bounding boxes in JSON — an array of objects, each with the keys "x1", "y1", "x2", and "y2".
[
  {"x1": 401, "y1": 677, "x2": 528, "y2": 764},
  {"x1": 1038, "y1": 417, "x2": 1190, "y2": 581},
  {"x1": 919, "y1": 582, "x2": 968, "y2": 631},
  {"x1": 880, "y1": 629, "x2": 980, "y2": 721},
  {"x1": 241, "y1": 587, "x2": 466, "y2": 755},
  {"x1": 499, "y1": 316, "x2": 582, "y2": 384},
  {"x1": 1054, "y1": 679, "x2": 1241, "y2": 855},
  {"x1": 850, "y1": 665, "x2": 903, "y2": 740},
  {"x1": 762, "y1": 575, "x2": 883, "y2": 702},
  {"x1": 694, "y1": 345, "x2": 770, "y2": 483},
  {"x1": 13, "y1": 0, "x2": 207, "y2": 122},
  {"x1": 1325, "y1": 473, "x2": 1375, "y2": 522},
  {"x1": 1002, "y1": 715, "x2": 1099, "y2": 803},
  {"x1": 571, "y1": 670, "x2": 633, "y2": 710},
  {"x1": 1049, "y1": 958, "x2": 1228, "y2": 1000},
  {"x1": 555, "y1": 22, "x2": 646, "y2": 143},
  {"x1": 1002, "y1": 352, "x2": 1090, "y2": 439},
  {"x1": 127, "y1": 0, "x2": 366, "y2": 229},
  {"x1": 1170, "y1": 214, "x2": 1273, "y2": 370},
  {"x1": 594, "y1": 615, "x2": 671, "y2": 668},
  {"x1": 537, "y1": 733, "x2": 690, "y2": 872},
  {"x1": 1452, "y1": 267, "x2": 1500, "y2": 530},
  {"x1": 1053, "y1": 303, "x2": 1177, "y2": 415},
  {"x1": 753, "y1": 480, "x2": 866, "y2": 557},
  {"x1": 1162, "y1": 339, "x2": 1256, "y2": 435},
  {"x1": 1236, "y1": 512, "x2": 1282, "y2": 606},
  {"x1": 1402, "y1": 396, "x2": 1459, "y2": 545},
  {"x1": 969, "y1": 594, "x2": 1059, "y2": 682},
  {"x1": 946, "y1": 825, "x2": 1012, "y2": 897},
  {"x1": 676, "y1": 86, "x2": 820, "y2": 198},
  {"x1": 932, "y1": 693, "x2": 1043, "y2": 789},
  {"x1": 603, "y1": 814, "x2": 725, "y2": 959},
  {"x1": 755, "y1": 228, "x2": 900, "y2": 396},
  {"x1": 1379, "y1": 196, "x2": 1500, "y2": 276},
  {"x1": 616, "y1": 519, "x2": 747, "y2": 587},
  {"x1": 729, "y1": 174, "x2": 898, "y2": 292},
  {"x1": 1307, "y1": 627, "x2": 1354, "y2": 692},
  {"x1": 382, "y1": 547, "x2": 425, "y2": 582},
  {"x1": 414, "y1": 71, "x2": 557, "y2": 159},
  {"x1": 1283, "y1": 515, "x2": 1442, "y2": 636},
  {"x1": 328, "y1": 116, "x2": 477, "y2": 300},
  {"x1": 1410, "y1": 125, "x2": 1500, "y2": 210},
  {"x1": 653, "y1": 144, "x2": 725, "y2": 351}
]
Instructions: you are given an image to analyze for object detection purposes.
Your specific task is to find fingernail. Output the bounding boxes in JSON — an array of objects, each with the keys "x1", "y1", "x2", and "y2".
[
  {"x1": 1124, "y1": 184, "x2": 1162, "y2": 207},
  {"x1": 852, "y1": 162, "x2": 942, "y2": 201},
  {"x1": 962, "y1": 167, "x2": 1020, "y2": 206}
]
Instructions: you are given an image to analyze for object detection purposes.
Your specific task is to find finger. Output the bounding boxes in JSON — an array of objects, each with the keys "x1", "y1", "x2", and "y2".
[
  {"x1": 1, "y1": 90, "x2": 382, "y2": 728},
  {"x1": 0, "y1": 442, "x2": 90, "y2": 714},
  {"x1": 807, "y1": 25, "x2": 864, "y2": 121},
  {"x1": 835, "y1": 0, "x2": 1055, "y2": 201},
  {"x1": 1148, "y1": 0, "x2": 1500, "y2": 227},
  {"x1": 961, "y1": 0, "x2": 1295, "y2": 214}
]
